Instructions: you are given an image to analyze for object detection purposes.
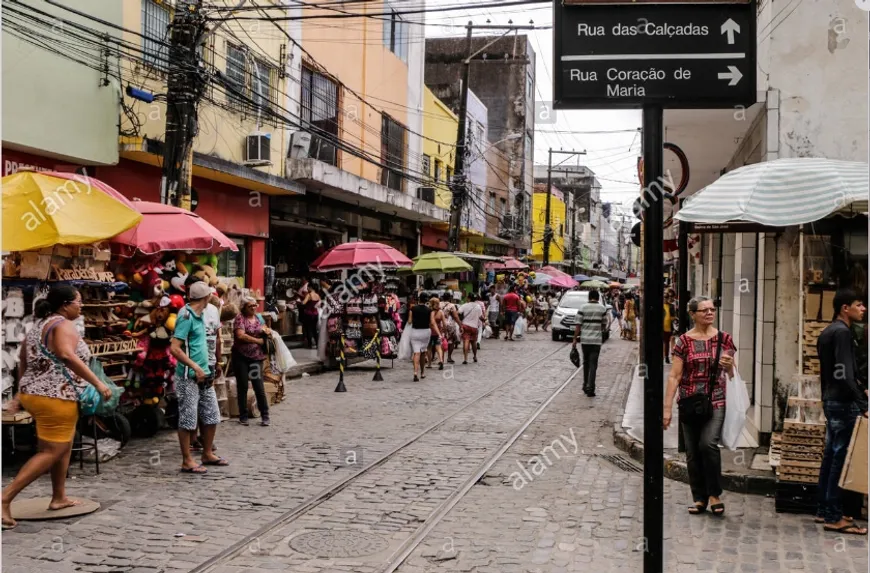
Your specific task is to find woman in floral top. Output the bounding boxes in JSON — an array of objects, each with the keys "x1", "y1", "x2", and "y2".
[
  {"x1": 2, "y1": 285, "x2": 112, "y2": 530},
  {"x1": 232, "y1": 297, "x2": 272, "y2": 426},
  {"x1": 663, "y1": 295, "x2": 735, "y2": 517}
]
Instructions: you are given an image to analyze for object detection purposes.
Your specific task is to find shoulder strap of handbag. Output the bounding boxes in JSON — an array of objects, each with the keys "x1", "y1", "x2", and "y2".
[{"x1": 707, "y1": 333, "x2": 722, "y2": 398}]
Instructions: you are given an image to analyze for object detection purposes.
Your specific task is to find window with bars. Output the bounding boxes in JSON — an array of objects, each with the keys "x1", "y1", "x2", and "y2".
[
  {"x1": 434, "y1": 159, "x2": 443, "y2": 183},
  {"x1": 225, "y1": 43, "x2": 247, "y2": 106},
  {"x1": 141, "y1": 0, "x2": 170, "y2": 69},
  {"x1": 381, "y1": 114, "x2": 405, "y2": 191},
  {"x1": 251, "y1": 58, "x2": 274, "y2": 111},
  {"x1": 489, "y1": 193, "x2": 496, "y2": 215},
  {"x1": 422, "y1": 155, "x2": 431, "y2": 180},
  {"x1": 446, "y1": 166, "x2": 453, "y2": 185},
  {"x1": 500, "y1": 197, "x2": 507, "y2": 218},
  {"x1": 301, "y1": 66, "x2": 340, "y2": 166},
  {"x1": 382, "y1": 4, "x2": 409, "y2": 63}
]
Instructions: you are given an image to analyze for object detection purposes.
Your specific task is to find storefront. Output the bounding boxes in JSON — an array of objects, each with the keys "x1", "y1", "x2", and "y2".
[
  {"x1": 2, "y1": 149, "x2": 269, "y2": 296},
  {"x1": 95, "y1": 158, "x2": 269, "y2": 295}
]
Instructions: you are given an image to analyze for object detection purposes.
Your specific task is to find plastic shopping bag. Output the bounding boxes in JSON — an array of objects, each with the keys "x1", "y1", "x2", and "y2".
[
  {"x1": 722, "y1": 369, "x2": 750, "y2": 450},
  {"x1": 271, "y1": 331, "x2": 298, "y2": 373},
  {"x1": 483, "y1": 325, "x2": 493, "y2": 339},
  {"x1": 397, "y1": 325, "x2": 413, "y2": 361},
  {"x1": 514, "y1": 316, "x2": 526, "y2": 338}
]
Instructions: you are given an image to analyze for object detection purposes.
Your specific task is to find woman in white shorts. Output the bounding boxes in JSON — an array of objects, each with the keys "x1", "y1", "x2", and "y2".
[{"x1": 409, "y1": 301, "x2": 434, "y2": 381}]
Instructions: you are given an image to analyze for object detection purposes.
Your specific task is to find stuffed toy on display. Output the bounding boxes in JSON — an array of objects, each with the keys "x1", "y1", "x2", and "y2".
[{"x1": 127, "y1": 297, "x2": 176, "y2": 404}]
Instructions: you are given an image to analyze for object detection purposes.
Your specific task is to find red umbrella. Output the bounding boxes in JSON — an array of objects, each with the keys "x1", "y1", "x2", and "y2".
[
  {"x1": 111, "y1": 201, "x2": 239, "y2": 256},
  {"x1": 484, "y1": 257, "x2": 529, "y2": 271},
  {"x1": 309, "y1": 241, "x2": 412, "y2": 272}
]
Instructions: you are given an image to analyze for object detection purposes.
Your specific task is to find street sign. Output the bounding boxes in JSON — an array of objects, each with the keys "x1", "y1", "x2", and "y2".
[{"x1": 554, "y1": 1, "x2": 756, "y2": 109}]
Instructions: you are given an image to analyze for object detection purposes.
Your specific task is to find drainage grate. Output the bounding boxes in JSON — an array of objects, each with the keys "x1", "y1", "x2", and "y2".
[{"x1": 594, "y1": 453, "x2": 644, "y2": 473}]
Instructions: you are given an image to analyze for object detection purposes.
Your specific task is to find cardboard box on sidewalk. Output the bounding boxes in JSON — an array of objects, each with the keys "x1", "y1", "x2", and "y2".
[{"x1": 839, "y1": 416, "x2": 868, "y2": 494}]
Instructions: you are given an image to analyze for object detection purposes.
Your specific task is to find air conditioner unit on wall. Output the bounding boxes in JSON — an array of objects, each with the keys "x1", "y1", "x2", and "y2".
[
  {"x1": 289, "y1": 131, "x2": 312, "y2": 159},
  {"x1": 244, "y1": 132, "x2": 272, "y2": 166}
]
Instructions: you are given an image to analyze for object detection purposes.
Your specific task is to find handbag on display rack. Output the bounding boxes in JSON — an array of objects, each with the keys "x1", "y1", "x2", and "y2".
[
  {"x1": 346, "y1": 298, "x2": 363, "y2": 315},
  {"x1": 327, "y1": 316, "x2": 342, "y2": 336},
  {"x1": 362, "y1": 295, "x2": 379, "y2": 315},
  {"x1": 378, "y1": 318, "x2": 396, "y2": 336},
  {"x1": 362, "y1": 316, "x2": 379, "y2": 338}
]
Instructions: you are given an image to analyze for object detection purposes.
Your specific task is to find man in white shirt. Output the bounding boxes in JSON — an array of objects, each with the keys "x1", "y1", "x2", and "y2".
[{"x1": 458, "y1": 293, "x2": 485, "y2": 364}]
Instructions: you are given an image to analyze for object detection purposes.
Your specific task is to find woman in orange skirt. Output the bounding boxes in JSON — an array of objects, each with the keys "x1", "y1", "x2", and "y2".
[{"x1": 2, "y1": 285, "x2": 112, "y2": 530}]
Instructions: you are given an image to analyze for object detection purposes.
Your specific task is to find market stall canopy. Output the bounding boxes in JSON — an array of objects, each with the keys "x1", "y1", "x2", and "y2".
[
  {"x1": 111, "y1": 201, "x2": 238, "y2": 256},
  {"x1": 581, "y1": 280, "x2": 610, "y2": 289},
  {"x1": 2, "y1": 171, "x2": 143, "y2": 252},
  {"x1": 309, "y1": 241, "x2": 412, "y2": 272},
  {"x1": 411, "y1": 252, "x2": 473, "y2": 274},
  {"x1": 573, "y1": 274, "x2": 591, "y2": 282},
  {"x1": 549, "y1": 276, "x2": 578, "y2": 289},
  {"x1": 609, "y1": 282, "x2": 622, "y2": 288},
  {"x1": 675, "y1": 158, "x2": 870, "y2": 226},
  {"x1": 591, "y1": 276, "x2": 611, "y2": 282},
  {"x1": 484, "y1": 257, "x2": 529, "y2": 271},
  {"x1": 532, "y1": 272, "x2": 555, "y2": 286},
  {"x1": 539, "y1": 266, "x2": 574, "y2": 281}
]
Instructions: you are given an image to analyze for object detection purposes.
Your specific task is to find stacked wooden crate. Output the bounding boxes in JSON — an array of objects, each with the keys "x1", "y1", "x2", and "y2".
[
  {"x1": 779, "y1": 412, "x2": 826, "y2": 483},
  {"x1": 802, "y1": 321, "x2": 826, "y2": 376},
  {"x1": 769, "y1": 432, "x2": 782, "y2": 469}
]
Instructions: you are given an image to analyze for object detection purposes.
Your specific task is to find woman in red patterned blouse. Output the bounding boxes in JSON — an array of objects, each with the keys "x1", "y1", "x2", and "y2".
[{"x1": 663, "y1": 296, "x2": 736, "y2": 517}]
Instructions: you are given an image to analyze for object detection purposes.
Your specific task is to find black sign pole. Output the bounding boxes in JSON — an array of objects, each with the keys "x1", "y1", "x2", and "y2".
[
  {"x1": 641, "y1": 104, "x2": 664, "y2": 573},
  {"x1": 678, "y1": 199, "x2": 690, "y2": 334}
]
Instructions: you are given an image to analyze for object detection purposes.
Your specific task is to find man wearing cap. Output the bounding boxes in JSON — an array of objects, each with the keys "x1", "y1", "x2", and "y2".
[{"x1": 170, "y1": 281, "x2": 227, "y2": 474}]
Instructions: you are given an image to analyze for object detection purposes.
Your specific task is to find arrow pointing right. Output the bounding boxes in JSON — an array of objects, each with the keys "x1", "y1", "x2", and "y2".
[
  {"x1": 718, "y1": 66, "x2": 743, "y2": 86},
  {"x1": 721, "y1": 18, "x2": 741, "y2": 45}
]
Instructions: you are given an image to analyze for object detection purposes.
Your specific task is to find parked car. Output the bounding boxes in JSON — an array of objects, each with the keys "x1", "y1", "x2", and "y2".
[{"x1": 550, "y1": 291, "x2": 611, "y2": 342}]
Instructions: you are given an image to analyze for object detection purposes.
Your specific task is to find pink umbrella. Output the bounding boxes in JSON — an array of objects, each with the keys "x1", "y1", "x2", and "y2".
[
  {"x1": 111, "y1": 201, "x2": 239, "y2": 256},
  {"x1": 309, "y1": 241, "x2": 413, "y2": 272},
  {"x1": 485, "y1": 257, "x2": 529, "y2": 271},
  {"x1": 549, "y1": 275, "x2": 579, "y2": 289},
  {"x1": 539, "y1": 265, "x2": 574, "y2": 280}
]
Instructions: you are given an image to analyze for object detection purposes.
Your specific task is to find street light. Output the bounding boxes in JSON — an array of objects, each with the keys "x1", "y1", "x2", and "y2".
[{"x1": 464, "y1": 132, "x2": 521, "y2": 164}]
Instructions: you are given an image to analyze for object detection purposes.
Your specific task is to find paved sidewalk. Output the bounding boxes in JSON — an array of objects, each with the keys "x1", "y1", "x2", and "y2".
[{"x1": 397, "y1": 338, "x2": 869, "y2": 573}]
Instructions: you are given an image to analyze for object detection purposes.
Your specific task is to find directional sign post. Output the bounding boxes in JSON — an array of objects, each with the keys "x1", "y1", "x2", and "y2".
[{"x1": 554, "y1": 1, "x2": 756, "y2": 109}]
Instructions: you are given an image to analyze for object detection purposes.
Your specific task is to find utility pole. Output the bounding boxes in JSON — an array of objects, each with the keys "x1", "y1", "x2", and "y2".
[
  {"x1": 447, "y1": 22, "x2": 537, "y2": 252},
  {"x1": 569, "y1": 195, "x2": 577, "y2": 275},
  {"x1": 160, "y1": 0, "x2": 206, "y2": 208},
  {"x1": 543, "y1": 149, "x2": 585, "y2": 266}
]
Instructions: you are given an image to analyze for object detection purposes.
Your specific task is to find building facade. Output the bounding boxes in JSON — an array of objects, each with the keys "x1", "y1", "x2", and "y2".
[
  {"x1": 530, "y1": 184, "x2": 566, "y2": 264},
  {"x1": 669, "y1": 0, "x2": 868, "y2": 442},
  {"x1": 424, "y1": 35, "x2": 536, "y2": 254}
]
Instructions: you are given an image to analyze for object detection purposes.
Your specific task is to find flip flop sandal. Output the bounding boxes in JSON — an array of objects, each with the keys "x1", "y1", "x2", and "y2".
[
  {"x1": 180, "y1": 465, "x2": 207, "y2": 474},
  {"x1": 825, "y1": 524, "x2": 868, "y2": 535},
  {"x1": 202, "y1": 457, "x2": 229, "y2": 466},
  {"x1": 2, "y1": 520, "x2": 17, "y2": 530},
  {"x1": 710, "y1": 503, "x2": 725, "y2": 516},
  {"x1": 688, "y1": 503, "x2": 707, "y2": 515},
  {"x1": 815, "y1": 516, "x2": 854, "y2": 523}
]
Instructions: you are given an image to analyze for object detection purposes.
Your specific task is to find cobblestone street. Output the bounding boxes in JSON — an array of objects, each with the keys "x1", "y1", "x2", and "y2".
[{"x1": 2, "y1": 331, "x2": 867, "y2": 573}]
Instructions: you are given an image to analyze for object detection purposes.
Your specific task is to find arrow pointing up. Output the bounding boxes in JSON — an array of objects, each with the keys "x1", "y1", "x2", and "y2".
[
  {"x1": 721, "y1": 18, "x2": 740, "y2": 45},
  {"x1": 718, "y1": 66, "x2": 743, "y2": 86}
]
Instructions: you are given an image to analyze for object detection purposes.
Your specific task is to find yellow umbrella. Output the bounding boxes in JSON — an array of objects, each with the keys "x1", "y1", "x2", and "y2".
[{"x1": 3, "y1": 171, "x2": 143, "y2": 252}]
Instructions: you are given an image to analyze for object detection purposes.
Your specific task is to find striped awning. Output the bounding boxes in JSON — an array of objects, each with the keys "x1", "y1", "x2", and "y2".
[{"x1": 675, "y1": 158, "x2": 869, "y2": 226}]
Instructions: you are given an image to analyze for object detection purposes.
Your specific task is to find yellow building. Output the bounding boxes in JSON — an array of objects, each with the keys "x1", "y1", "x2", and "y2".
[
  {"x1": 118, "y1": 0, "x2": 300, "y2": 198},
  {"x1": 421, "y1": 87, "x2": 457, "y2": 209},
  {"x1": 531, "y1": 184, "x2": 566, "y2": 263}
]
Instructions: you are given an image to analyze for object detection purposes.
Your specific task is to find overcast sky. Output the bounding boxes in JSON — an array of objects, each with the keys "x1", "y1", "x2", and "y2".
[{"x1": 424, "y1": 2, "x2": 643, "y2": 212}]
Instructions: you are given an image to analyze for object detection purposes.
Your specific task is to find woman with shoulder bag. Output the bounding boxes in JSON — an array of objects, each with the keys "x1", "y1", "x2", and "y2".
[
  {"x1": 232, "y1": 297, "x2": 271, "y2": 427},
  {"x1": 663, "y1": 296, "x2": 735, "y2": 517},
  {"x1": 2, "y1": 285, "x2": 113, "y2": 529}
]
